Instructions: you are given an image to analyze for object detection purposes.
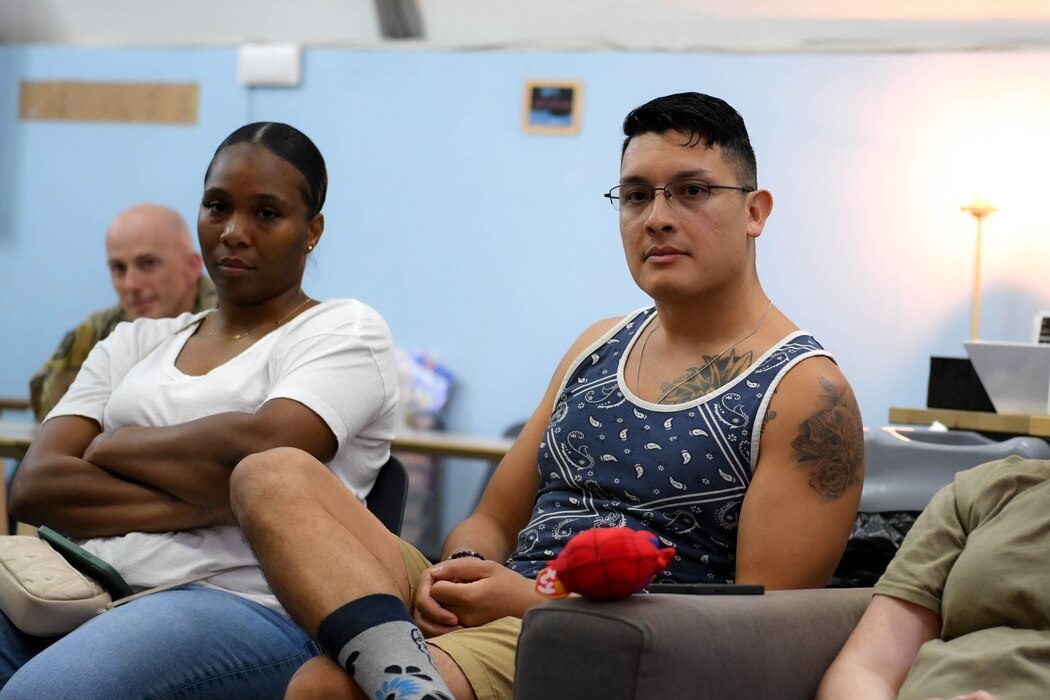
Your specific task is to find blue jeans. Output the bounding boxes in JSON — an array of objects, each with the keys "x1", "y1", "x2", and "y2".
[{"x1": 0, "y1": 586, "x2": 319, "y2": 699}]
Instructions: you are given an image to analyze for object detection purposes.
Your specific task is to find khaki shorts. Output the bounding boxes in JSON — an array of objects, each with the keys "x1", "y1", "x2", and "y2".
[{"x1": 398, "y1": 539, "x2": 521, "y2": 700}]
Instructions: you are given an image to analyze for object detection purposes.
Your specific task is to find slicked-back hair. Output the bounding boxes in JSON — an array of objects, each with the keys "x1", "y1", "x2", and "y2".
[
  {"x1": 206, "y1": 122, "x2": 328, "y2": 219},
  {"x1": 621, "y1": 93, "x2": 757, "y2": 188}
]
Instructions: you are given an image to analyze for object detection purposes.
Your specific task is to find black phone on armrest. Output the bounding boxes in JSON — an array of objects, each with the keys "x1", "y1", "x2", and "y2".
[
  {"x1": 645, "y1": 583, "x2": 765, "y2": 595},
  {"x1": 37, "y1": 526, "x2": 134, "y2": 599}
]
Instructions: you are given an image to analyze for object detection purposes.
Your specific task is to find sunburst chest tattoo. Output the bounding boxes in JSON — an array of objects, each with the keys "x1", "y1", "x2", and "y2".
[
  {"x1": 791, "y1": 377, "x2": 863, "y2": 500},
  {"x1": 660, "y1": 349, "x2": 753, "y2": 404}
]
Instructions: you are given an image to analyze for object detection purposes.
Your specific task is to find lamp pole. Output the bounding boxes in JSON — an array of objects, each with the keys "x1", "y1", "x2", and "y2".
[{"x1": 960, "y1": 196, "x2": 998, "y2": 340}]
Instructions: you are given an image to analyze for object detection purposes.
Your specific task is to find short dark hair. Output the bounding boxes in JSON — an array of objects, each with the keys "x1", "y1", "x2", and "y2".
[
  {"x1": 621, "y1": 93, "x2": 757, "y2": 188},
  {"x1": 206, "y1": 122, "x2": 328, "y2": 219}
]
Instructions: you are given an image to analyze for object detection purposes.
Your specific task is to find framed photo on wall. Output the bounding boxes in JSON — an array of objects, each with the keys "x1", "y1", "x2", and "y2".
[{"x1": 522, "y1": 80, "x2": 582, "y2": 135}]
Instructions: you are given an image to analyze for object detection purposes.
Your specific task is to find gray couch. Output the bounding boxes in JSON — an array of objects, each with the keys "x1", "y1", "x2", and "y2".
[
  {"x1": 514, "y1": 587, "x2": 871, "y2": 700},
  {"x1": 514, "y1": 429, "x2": 1050, "y2": 699}
]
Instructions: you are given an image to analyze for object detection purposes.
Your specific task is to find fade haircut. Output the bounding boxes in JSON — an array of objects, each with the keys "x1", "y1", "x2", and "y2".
[
  {"x1": 206, "y1": 122, "x2": 328, "y2": 219},
  {"x1": 621, "y1": 92, "x2": 757, "y2": 188}
]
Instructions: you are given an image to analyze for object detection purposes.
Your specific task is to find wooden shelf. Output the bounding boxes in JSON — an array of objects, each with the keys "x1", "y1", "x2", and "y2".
[
  {"x1": 0, "y1": 397, "x2": 30, "y2": 413},
  {"x1": 0, "y1": 421, "x2": 35, "y2": 459},
  {"x1": 393, "y1": 429, "x2": 513, "y2": 461},
  {"x1": 888, "y1": 407, "x2": 1050, "y2": 438}
]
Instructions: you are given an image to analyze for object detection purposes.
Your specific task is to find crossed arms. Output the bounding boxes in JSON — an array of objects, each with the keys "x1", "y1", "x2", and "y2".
[{"x1": 10, "y1": 398, "x2": 335, "y2": 538}]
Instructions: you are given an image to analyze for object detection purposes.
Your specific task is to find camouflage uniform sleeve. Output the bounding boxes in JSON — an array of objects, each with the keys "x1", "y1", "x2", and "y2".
[
  {"x1": 28, "y1": 305, "x2": 126, "y2": 421},
  {"x1": 194, "y1": 276, "x2": 218, "y2": 312}
]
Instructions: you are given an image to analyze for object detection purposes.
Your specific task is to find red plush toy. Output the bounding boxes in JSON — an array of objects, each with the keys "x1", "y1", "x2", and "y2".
[{"x1": 535, "y1": 527, "x2": 676, "y2": 601}]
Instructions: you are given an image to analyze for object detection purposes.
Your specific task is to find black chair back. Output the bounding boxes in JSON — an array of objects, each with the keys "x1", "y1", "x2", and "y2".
[{"x1": 366, "y1": 455, "x2": 409, "y2": 535}]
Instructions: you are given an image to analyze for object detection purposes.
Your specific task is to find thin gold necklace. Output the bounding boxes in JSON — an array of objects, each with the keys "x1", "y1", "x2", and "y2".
[
  {"x1": 634, "y1": 300, "x2": 774, "y2": 405},
  {"x1": 206, "y1": 296, "x2": 314, "y2": 341}
]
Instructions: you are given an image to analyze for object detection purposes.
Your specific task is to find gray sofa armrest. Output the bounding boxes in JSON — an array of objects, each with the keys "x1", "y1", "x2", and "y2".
[{"x1": 514, "y1": 587, "x2": 872, "y2": 700}]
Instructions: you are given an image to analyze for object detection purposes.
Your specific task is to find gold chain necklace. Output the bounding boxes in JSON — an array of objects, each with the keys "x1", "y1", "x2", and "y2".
[
  {"x1": 634, "y1": 300, "x2": 774, "y2": 405},
  {"x1": 206, "y1": 296, "x2": 314, "y2": 341}
]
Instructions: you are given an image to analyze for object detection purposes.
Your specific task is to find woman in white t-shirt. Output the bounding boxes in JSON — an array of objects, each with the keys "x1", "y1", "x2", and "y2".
[{"x1": 5, "y1": 122, "x2": 399, "y2": 699}]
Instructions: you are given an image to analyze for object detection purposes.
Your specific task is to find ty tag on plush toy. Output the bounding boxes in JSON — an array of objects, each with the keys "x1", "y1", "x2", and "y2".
[{"x1": 535, "y1": 527, "x2": 675, "y2": 601}]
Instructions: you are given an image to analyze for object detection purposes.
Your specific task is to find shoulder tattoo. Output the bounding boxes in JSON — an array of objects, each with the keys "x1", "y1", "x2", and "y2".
[{"x1": 791, "y1": 377, "x2": 863, "y2": 500}]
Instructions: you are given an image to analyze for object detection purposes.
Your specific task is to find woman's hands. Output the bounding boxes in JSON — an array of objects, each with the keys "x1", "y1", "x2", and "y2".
[{"x1": 412, "y1": 558, "x2": 545, "y2": 637}]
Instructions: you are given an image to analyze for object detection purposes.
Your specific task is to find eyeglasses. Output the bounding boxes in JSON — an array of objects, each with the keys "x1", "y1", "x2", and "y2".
[{"x1": 604, "y1": 179, "x2": 755, "y2": 214}]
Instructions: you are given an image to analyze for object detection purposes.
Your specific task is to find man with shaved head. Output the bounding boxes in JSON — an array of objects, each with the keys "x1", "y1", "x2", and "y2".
[{"x1": 29, "y1": 203, "x2": 216, "y2": 420}]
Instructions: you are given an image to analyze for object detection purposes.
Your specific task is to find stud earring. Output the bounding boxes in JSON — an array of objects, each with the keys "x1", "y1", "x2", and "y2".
[{"x1": 306, "y1": 244, "x2": 314, "y2": 252}]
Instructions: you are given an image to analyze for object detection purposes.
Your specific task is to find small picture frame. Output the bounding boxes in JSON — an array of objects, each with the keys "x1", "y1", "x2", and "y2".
[
  {"x1": 522, "y1": 80, "x2": 583, "y2": 135},
  {"x1": 1034, "y1": 311, "x2": 1050, "y2": 344}
]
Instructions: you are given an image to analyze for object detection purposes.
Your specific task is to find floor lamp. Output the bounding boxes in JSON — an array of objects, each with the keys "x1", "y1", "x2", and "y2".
[{"x1": 960, "y1": 196, "x2": 998, "y2": 340}]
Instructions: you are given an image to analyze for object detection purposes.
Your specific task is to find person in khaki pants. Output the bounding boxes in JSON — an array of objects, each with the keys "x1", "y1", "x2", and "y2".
[{"x1": 231, "y1": 91, "x2": 866, "y2": 700}]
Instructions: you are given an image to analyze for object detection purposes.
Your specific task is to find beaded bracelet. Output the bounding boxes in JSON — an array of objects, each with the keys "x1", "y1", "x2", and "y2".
[{"x1": 447, "y1": 550, "x2": 485, "y2": 561}]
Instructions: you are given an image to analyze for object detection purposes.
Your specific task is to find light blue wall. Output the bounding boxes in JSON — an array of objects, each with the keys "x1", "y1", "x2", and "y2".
[{"x1": 4, "y1": 45, "x2": 1050, "y2": 453}]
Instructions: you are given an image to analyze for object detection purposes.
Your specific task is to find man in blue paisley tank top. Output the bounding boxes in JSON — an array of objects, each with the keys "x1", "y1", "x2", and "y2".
[{"x1": 229, "y1": 92, "x2": 866, "y2": 700}]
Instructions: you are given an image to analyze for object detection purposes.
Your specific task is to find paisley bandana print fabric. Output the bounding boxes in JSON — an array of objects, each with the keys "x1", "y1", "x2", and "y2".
[{"x1": 506, "y1": 307, "x2": 830, "y2": 584}]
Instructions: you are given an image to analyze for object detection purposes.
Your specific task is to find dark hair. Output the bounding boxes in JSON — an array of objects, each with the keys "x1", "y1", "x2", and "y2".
[
  {"x1": 205, "y1": 122, "x2": 328, "y2": 219},
  {"x1": 621, "y1": 93, "x2": 757, "y2": 188}
]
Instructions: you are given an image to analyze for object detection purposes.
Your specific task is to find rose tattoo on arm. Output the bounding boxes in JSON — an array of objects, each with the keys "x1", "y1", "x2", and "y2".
[{"x1": 791, "y1": 377, "x2": 863, "y2": 500}]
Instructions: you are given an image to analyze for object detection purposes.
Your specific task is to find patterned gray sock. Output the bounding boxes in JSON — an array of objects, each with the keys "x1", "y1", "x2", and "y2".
[{"x1": 317, "y1": 594, "x2": 453, "y2": 700}]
